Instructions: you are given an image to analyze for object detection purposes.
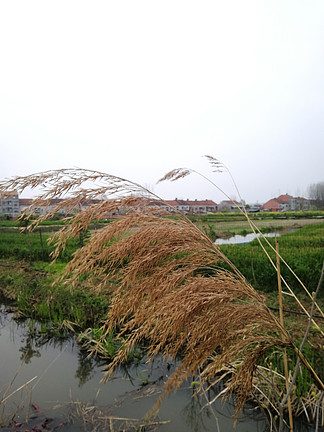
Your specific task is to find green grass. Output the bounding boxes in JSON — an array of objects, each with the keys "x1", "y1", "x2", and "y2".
[
  {"x1": 0, "y1": 217, "x2": 322, "y2": 294},
  {"x1": 0, "y1": 260, "x2": 109, "y2": 335},
  {"x1": 0, "y1": 231, "x2": 80, "y2": 262},
  {"x1": 0, "y1": 219, "x2": 65, "y2": 227},
  {"x1": 189, "y1": 210, "x2": 324, "y2": 223}
]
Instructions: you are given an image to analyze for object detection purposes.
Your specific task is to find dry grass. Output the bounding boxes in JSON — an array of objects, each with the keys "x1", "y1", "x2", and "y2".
[
  {"x1": 83, "y1": 214, "x2": 286, "y2": 413},
  {"x1": 0, "y1": 165, "x2": 322, "y2": 422}
]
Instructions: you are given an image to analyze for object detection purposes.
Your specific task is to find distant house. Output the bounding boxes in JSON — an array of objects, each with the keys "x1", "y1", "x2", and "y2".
[
  {"x1": 290, "y1": 197, "x2": 311, "y2": 211},
  {"x1": 19, "y1": 198, "x2": 68, "y2": 216},
  {"x1": 262, "y1": 198, "x2": 280, "y2": 212},
  {"x1": 263, "y1": 194, "x2": 310, "y2": 212},
  {"x1": 19, "y1": 198, "x2": 35, "y2": 214},
  {"x1": 3, "y1": 192, "x2": 217, "y2": 218},
  {"x1": 149, "y1": 198, "x2": 217, "y2": 214},
  {"x1": 163, "y1": 200, "x2": 182, "y2": 213},
  {"x1": 19, "y1": 197, "x2": 103, "y2": 216},
  {"x1": 0, "y1": 191, "x2": 20, "y2": 218},
  {"x1": 218, "y1": 200, "x2": 244, "y2": 212},
  {"x1": 174, "y1": 199, "x2": 217, "y2": 214}
]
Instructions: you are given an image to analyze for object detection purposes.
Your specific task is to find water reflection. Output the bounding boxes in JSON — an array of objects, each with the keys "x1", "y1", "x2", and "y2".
[
  {"x1": 215, "y1": 231, "x2": 281, "y2": 245},
  {"x1": 0, "y1": 304, "x2": 315, "y2": 431},
  {"x1": 19, "y1": 336, "x2": 41, "y2": 363},
  {"x1": 182, "y1": 394, "x2": 216, "y2": 432},
  {"x1": 15, "y1": 321, "x2": 99, "y2": 389},
  {"x1": 180, "y1": 384, "x2": 269, "y2": 432},
  {"x1": 75, "y1": 350, "x2": 95, "y2": 387},
  {"x1": 18, "y1": 324, "x2": 71, "y2": 365}
]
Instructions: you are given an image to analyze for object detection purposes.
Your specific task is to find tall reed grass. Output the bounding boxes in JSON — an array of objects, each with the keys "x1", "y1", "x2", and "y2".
[{"x1": 0, "y1": 159, "x2": 323, "y2": 429}]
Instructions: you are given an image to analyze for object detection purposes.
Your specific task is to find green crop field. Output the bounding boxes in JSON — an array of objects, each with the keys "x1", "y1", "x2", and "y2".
[{"x1": 0, "y1": 213, "x2": 322, "y2": 295}]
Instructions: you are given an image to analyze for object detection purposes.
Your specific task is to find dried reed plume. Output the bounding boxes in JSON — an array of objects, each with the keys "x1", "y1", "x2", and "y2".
[{"x1": 0, "y1": 165, "x2": 321, "y2": 419}]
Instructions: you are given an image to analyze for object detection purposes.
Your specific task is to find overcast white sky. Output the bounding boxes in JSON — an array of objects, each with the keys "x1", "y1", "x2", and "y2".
[{"x1": 0, "y1": 1, "x2": 323, "y2": 204}]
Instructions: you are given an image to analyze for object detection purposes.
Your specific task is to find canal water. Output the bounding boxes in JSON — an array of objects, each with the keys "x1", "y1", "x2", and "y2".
[
  {"x1": 0, "y1": 304, "x2": 316, "y2": 431},
  {"x1": 215, "y1": 232, "x2": 281, "y2": 245}
]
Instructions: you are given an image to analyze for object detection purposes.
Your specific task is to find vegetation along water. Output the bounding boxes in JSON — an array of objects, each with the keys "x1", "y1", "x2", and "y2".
[{"x1": 0, "y1": 163, "x2": 323, "y2": 431}]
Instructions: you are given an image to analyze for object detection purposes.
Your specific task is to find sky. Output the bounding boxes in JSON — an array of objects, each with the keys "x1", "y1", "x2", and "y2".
[{"x1": 0, "y1": 1, "x2": 323, "y2": 205}]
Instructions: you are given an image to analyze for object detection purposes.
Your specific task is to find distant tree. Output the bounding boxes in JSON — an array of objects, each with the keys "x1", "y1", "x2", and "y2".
[{"x1": 307, "y1": 181, "x2": 324, "y2": 209}]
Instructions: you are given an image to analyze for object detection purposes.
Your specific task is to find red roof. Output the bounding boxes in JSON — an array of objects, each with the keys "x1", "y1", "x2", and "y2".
[
  {"x1": 188, "y1": 200, "x2": 217, "y2": 206},
  {"x1": 19, "y1": 199, "x2": 34, "y2": 206},
  {"x1": 164, "y1": 200, "x2": 179, "y2": 206},
  {"x1": 163, "y1": 199, "x2": 217, "y2": 206},
  {"x1": 277, "y1": 194, "x2": 293, "y2": 204},
  {"x1": 263, "y1": 199, "x2": 280, "y2": 211}
]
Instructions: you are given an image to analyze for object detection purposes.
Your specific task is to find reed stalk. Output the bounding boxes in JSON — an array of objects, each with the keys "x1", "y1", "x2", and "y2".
[{"x1": 276, "y1": 237, "x2": 293, "y2": 431}]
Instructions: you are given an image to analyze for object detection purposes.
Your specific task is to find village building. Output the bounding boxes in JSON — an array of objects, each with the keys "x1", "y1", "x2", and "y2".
[
  {"x1": 218, "y1": 200, "x2": 245, "y2": 212},
  {"x1": 18, "y1": 198, "x2": 103, "y2": 216},
  {"x1": 1, "y1": 191, "x2": 312, "y2": 218},
  {"x1": 150, "y1": 199, "x2": 218, "y2": 214},
  {"x1": 262, "y1": 194, "x2": 310, "y2": 212},
  {"x1": 0, "y1": 191, "x2": 20, "y2": 218}
]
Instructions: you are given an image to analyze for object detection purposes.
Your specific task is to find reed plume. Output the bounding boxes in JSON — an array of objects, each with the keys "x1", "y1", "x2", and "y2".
[{"x1": 0, "y1": 165, "x2": 320, "y2": 419}]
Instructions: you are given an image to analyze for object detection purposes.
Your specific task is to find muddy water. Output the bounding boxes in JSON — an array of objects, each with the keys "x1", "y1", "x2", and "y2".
[{"x1": 0, "y1": 305, "x2": 314, "y2": 431}]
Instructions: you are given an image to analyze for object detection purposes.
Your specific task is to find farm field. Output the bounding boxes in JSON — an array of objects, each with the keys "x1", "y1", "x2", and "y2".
[
  {"x1": 216, "y1": 221, "x2": 324, "y2": 294},
  {"x1": 195, "y1": 213, "x2": 324, "y2": 239}
]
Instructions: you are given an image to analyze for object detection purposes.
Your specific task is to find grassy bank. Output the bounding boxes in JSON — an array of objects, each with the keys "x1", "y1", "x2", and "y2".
[
  {"x1": 0, "y1": 258, "x2": 144, "y2": 364},
  {"x1": 0, "y1": 260, "x2": 109, "y2": 335}
]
